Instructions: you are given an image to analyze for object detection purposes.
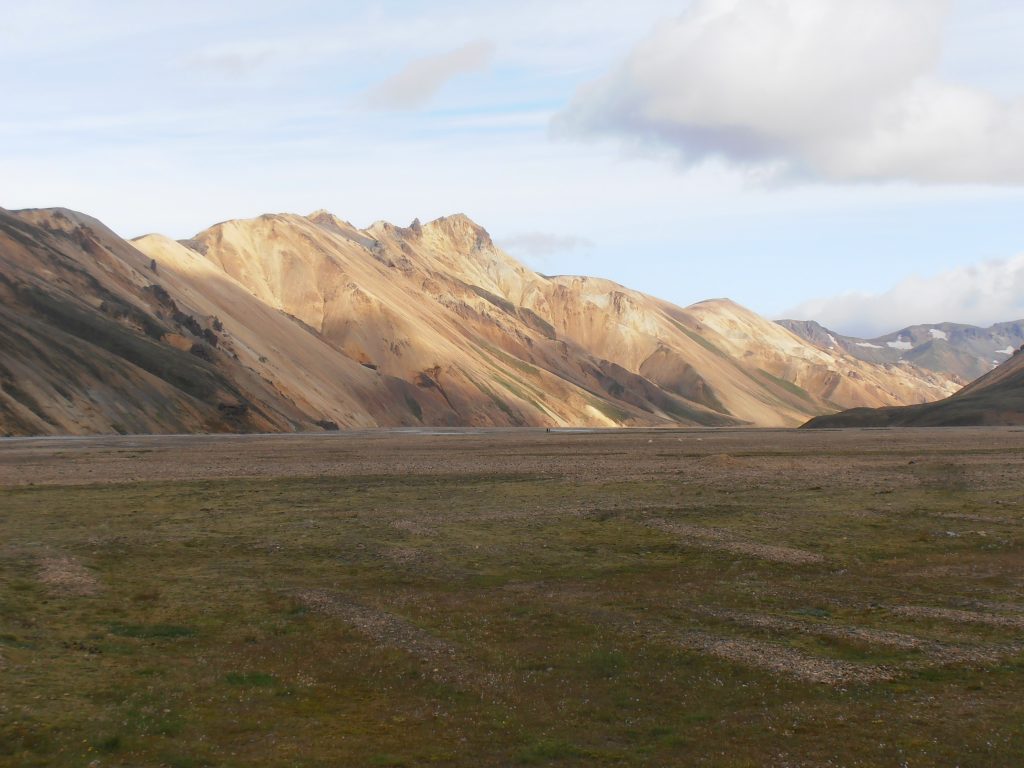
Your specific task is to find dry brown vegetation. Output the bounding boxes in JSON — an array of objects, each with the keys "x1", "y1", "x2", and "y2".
[{"x1": 2, "y1": 427, "x2": 1024, "y2": 766}]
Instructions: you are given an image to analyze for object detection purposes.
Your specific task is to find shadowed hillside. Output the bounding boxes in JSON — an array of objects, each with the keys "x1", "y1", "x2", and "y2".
[{"x1": 803, "y1": 348, "x2": 1024, "y2": 428}]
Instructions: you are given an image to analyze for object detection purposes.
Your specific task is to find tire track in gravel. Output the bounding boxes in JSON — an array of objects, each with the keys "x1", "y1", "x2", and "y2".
[
  {"x1": 592, "y1": 610, "x2": 890, "y2": 686},
  {"x1": 37, "y1": 554, "x2": 100, "y2": 596},
  {"x1": 889, "y1": 605, "x2": 1024, "y2": 631},
  {"x1": 296, "y1": 590, "x2": 505, "y2": 694},
  {"x1": 643, "y1": 519, "x2": 825, "y2": 565},
  {"x1": 700, "y1": 609, "x2": 1017, "y2": 666}
]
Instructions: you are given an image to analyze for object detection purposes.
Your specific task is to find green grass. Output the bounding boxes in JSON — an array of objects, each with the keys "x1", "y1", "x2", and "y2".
[
  {"x1": 224, "y1": 672, "x2": 279, "y2": 688},
  {"x1": 2, "y1": 436, "x2": 1024, "y2": 766},
  {"x1": 671, "y1": 320, "x2": 729, "y2": 359},
  {"x1": 479, "y1": 341, "x2": 541, "y2": 377},
  {"x1": 109, "y1": 624, "x2": 195, "y2": 639},
  {"x1": 466, "y1": 374, "x2": 525, "y2": 424},
  {"x1": 588, "y1": 397, "x2": 633, "y2": 423},
  {"x1": 758, "y1": 368, "x2": 816, "y2": 404},
  {"x1": 516, "y1": 738, "x2": 588, "y2": 764}
]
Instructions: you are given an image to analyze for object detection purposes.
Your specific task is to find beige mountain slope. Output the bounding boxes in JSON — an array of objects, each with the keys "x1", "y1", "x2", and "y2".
[
  {"x1": 683, "y1": 298, "x2": 959, "y2": 413},
  {"x1": 0, "y1": 205, "x2": 958, "y2": 436},
  {"x1": 119, "y1": 234, "x2": 440, "y2": 429},
  {"x1": 140, "y1": 213, "x2": 739, "y2": 429},
  {"x1": 138, "y1": 210, "x2": 957, "y2": 428}
]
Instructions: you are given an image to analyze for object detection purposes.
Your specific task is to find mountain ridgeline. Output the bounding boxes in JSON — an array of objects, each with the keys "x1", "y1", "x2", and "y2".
[
  {"x1": 0, "y1": 206, "x2": 960, "y2": 436},
  {"x1": 778, "y1": 318, "x2": 1024, "y2": 382},
  {"x1": 803, "y1": 348, "x2": 1024, "y2": 428}
]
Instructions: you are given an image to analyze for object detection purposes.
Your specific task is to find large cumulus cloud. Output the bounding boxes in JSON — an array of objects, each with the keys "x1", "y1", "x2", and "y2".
[{"x1": 557, "y1": 0, "x2": 1024, "y2": 184}]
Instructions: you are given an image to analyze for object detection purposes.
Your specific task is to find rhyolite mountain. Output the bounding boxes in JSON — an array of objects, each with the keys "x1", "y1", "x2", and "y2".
[
  {"x1": 779, "y1": 318, "x2": 1024, "y2": 382},
  {"x1": 0, "y1": 206, "x2": 959, "y2": 436},
  {"x1": 804, "y1": 346, "x2": 1024, "y2": 428}
]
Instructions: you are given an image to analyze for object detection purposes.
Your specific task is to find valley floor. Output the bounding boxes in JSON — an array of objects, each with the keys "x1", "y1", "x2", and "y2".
[{"x1": 2, "y1": 428, "x2": 1024, "y2": 766}]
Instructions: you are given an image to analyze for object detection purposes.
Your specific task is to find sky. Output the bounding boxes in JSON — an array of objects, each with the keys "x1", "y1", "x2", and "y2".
[{"x1": 3, "y1": 0, "x2": 1024, "y2": 337}]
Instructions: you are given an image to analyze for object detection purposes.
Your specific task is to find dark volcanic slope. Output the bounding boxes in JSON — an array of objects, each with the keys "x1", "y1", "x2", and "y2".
[
  {"x1": 803, "y1": 350, "x2": 1024, "y2": 428},
  {"x1": 0, "y1": 208, "x2": 321, "y2": 435}
]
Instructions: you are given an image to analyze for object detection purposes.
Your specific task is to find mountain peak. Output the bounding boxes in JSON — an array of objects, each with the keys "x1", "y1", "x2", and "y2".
[
  {"x1": 421, "y1": 213, "x2": 493, "y2": 252},
  {"x1": 307, "y1": 209, "x2": 347, "y2": 225},
  {"x1": 689, "y1": 298, "x2": 754, "y2": 317}
]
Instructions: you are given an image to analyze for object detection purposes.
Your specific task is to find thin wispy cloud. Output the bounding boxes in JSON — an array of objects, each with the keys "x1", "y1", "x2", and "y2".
[
  {"x1": 557, "y1": 0, "x2": 1024, "y2": 185},
  {"x1": 365, "y1": 41, "x2": 496, "y2": 110},
  {"x1": 500, "y1": 232, "x2": 595, "y2": 263},
  {"x1": 184, "y1": 43, "x2": 279, "y2": 78}
]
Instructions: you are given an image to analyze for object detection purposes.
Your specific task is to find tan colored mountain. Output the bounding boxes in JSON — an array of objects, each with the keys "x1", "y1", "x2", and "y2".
[{"x1": 0, "y1": 206, "x2": 958, "y2": 436}]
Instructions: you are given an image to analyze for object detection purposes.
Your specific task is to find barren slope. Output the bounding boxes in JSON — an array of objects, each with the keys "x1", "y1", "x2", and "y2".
[
  {"x1": 163, "y1": 211, "x2": 956, "y2": 428},
  {"x1": 1, "y1": 205, "x2": 958, "y2": 435},
  {"x1": 804, "y1": 350, "x2": 1024, "y2": 428},
  {"x1": 0, "y1": 208, "x2": 308, "y2": 435}
]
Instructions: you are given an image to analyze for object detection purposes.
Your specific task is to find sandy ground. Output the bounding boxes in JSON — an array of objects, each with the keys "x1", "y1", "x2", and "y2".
[{"x1": 1, "y1": 426, "x2": 1023, "y2": 488}]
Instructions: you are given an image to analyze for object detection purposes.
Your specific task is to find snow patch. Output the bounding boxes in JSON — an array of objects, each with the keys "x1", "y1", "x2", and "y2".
[
  {"x1": 827, "y1": 333, "x2": 838, "y2": 348},
  {"x1": 887, "y1": 337, "x2": 914, "y2": 351},
  {"x1": 856, "y1": 342, "x2": 884, "y2": 349},
  {"x1": 929, "y1": 328, "x2": 948, "y2": 341},
  {"x1": 996, "y1": 346, "x2": 1015, "y2": 356}
]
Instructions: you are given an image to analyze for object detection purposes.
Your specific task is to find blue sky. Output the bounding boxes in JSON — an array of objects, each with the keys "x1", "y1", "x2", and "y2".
[{"x1": 3, "y1": 0, "x2": 1024, "y2": 336}]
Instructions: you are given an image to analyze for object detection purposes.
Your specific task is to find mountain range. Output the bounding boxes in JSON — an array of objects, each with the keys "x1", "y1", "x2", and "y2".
[
  {"x1": 804, "y1": 345, "x2": 1024, "y2": 428},
  {"x1": 0, "y1": 206, "x2": 962, "y2": 436},
  {"x1": 779, "y1": 318, "x2": 1024, "y2": 382}
]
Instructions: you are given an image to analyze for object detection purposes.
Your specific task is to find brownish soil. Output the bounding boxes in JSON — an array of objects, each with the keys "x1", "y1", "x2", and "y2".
[{"x1": 3, "y1": 425, "x2": 1023, "y2": 488}]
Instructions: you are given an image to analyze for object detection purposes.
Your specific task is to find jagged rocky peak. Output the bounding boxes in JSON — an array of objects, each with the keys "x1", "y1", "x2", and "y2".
[
  {"x1": 306, "y1": 209, "x2": 365, "y2": 239},
  {"x1": 422, "y1": 213, "x2": 493, "y2": 251},
  {"x1": 307, "y1": 209, "x2": 345, "y2": 227}
]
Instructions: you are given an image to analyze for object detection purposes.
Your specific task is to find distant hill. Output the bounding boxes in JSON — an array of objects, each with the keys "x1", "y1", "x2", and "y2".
[
  {"x1": 0, "y1": 205, "x2": 958, "y2": 435},
  {"x1": 803, "y1": 348, "x2": 1024, "y2": 428},
  {"x1": 778, "y1": 318, "x2": 1024, "y2": 382}
]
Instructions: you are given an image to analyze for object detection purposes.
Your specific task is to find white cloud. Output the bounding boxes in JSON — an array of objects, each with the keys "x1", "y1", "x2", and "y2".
[
  {"x1": 786, "y1": 254, "x2": 1024, "y2": 336},
  {"x1": 364, "y1": 41, "x2": 496, "y2": 110},
  {"x1": 500, "y1": 232, "x2": 595, "y2": 260},
  {"x1": 557, "y1": 0, "x2": 1024, "y2": 184}
]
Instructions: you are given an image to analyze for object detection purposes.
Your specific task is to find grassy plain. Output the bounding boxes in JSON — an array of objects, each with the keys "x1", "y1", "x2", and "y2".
[{"x1": 1, "y1": 428, "x2": 1023, "y2": 766}]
